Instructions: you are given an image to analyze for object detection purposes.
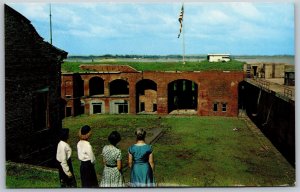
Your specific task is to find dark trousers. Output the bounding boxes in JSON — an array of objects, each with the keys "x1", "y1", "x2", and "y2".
[
  {"x1": 58, "y1": 159, "x2": 77, "y2": 188},
  {"x1": 80, "y1": 160, "x2": 98, "y2": 188}
]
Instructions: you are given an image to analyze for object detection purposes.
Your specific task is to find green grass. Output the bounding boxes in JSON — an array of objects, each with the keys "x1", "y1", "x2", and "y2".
[
  {"x1": 6, "y1": 115, "x2": 295, "y2": 187},
  {"x1": 155, "y1": 116, "x2": 294, "y2": 186},
  {"x1": 61, "y1": 60, "x2": 245, "y2": 73},
  {"x1": 6, "y1": 162, "x2": 58, "y2": 188}
]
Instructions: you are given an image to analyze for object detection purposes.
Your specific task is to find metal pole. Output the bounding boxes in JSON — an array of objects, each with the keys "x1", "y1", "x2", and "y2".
[
  {"x1": 182, "y1": 13, "x2": 185, "y2": 65},
  {"x1": 182, "y1": 4, "x2": 185, "y2": 64},
  {"x1": 50, "y1": 4, "x2": 52, "y2": 45}
]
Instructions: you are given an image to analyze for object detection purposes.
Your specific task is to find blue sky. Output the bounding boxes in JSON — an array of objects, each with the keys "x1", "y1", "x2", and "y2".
[{"x1": 8, "y1": 2, "x2": 294, "y2": 56}]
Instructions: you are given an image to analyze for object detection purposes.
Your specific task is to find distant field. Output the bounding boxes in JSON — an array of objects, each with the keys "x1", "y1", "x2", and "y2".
[
  {"x1": 61, "y1": 60, "x2": 245, "y2": 73},
  {"x1": 6, "y1": 115, "x2": 295, "y2": 187},
  {"x1": 65, "y1": 55, "x2": 294, "y2": 65}
]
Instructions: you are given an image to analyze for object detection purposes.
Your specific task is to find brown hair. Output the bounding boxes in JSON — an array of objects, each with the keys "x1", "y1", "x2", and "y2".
[{"x1": 135, "y1": 128, "x2": 146, "y2": 141}]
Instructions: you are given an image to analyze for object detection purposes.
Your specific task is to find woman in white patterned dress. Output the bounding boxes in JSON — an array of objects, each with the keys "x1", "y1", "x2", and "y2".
[{"x1": 100, "y1": 131, "x2": 125, "y2": 187}]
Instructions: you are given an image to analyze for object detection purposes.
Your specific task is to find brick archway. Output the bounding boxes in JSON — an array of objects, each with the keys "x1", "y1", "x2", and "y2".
[
  {"x1": 89, "y1": 76, "x2": 104, "y2": 96},
  {"x1": 168, "y1": 79, "x2": 198, "y2": 113},
  {"x1": 109, "y1": 79, "x2": 129, "y2": 96},
  {"x1": 136, "y1": 79, "x2": 157, "y2": 113}
]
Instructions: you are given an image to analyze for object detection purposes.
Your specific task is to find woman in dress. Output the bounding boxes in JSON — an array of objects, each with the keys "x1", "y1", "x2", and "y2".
[
  {"x1": 77, "y1": 125, "x2": 98, "y2": 187},
  {"x1": 100, "y1": 131, "x2": 125, "y2": 187},
  {"x1": 56, "y1": 128, "x2": 77, "y2": 187},
  {"x1": 128, "y1": 128, "x2": 155, "y2": 187}
]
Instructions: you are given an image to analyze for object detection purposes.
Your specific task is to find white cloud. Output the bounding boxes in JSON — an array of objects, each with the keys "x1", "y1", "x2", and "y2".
[
  {"x1": 185, "y1": 2, "x2": 292, "y2": 43},
  {"x1": 9, "y1": 3, "x2": 49, "y2": 21},
  {"x1": 52, "y1": 6, "x2": 82, "y2": 27},
  {"x1": 199, "y1": 10, "x2": 232, "y2": 25},
  {"x1": 89, "y1": 25, "x2": 121, "y2": 37},
  {"x1": 231, "y1": 21, "x2": 284, "y2": 42},
  {"x1": 7, "y1": 2, "x2": 294, "y2": 55},
  {"x1": 66, "y1": 29, "x2": 91, "y2": 38},
  {"x1": 229, "y1": 2, "x2": 264, "y2": 20},
  {"x1": 56, "y1": 23, "x2": 123, "y2": 38}
]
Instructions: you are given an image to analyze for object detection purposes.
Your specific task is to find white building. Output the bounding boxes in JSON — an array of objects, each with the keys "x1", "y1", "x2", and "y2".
[{"x1": 207, "y1": 54, "x2": 231, "y2": 62}]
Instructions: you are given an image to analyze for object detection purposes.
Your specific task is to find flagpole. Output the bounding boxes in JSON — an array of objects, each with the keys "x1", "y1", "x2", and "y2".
[
  {"x1": 182, "y1": 8, "x2": 185, "y2": 65},
  {"x1": 178, "y1": 3, "x2": 185, "y2": 64},
  {"x1": 49, "y1": 4, "x2": 52, "y2": 45}
]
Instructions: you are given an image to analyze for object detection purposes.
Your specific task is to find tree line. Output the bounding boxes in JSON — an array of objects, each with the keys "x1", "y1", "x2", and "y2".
[{"x1": 67, "y1": 54, "x2": 207, "y2": 60}]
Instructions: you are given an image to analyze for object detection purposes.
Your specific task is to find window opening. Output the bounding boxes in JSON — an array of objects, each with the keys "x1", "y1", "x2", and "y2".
[
  {"x1": 213, "y1": 103, "x2": 218, "y2": 112},
  {"x1": 93, "y1": 103, "x2": 102, "y2": 114},
  {"x1": 222, "y1": 103, "x2": 227, "y2": 112}
]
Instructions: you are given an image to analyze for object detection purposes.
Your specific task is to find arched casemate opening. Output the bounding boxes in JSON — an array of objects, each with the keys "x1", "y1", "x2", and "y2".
[
  {"x1": 136, "y1": 79, "x2": 157, "y2": 114},
  {"x1": 109, "y1": 79, "x2": 129, "y2": 96},
  {"x1": 89, "y1": 77, "x2": 104, "y2": 96},
  {"x1": 168, "y1": 79, "x2": 198, "y2": 114}
]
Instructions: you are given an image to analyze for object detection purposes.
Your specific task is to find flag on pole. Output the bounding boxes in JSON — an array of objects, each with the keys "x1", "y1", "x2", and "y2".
[{"x1": 178, "y1": 5, "x2": 184, "y2": 38}]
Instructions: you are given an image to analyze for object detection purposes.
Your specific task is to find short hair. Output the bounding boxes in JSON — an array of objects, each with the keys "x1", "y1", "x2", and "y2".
[
  {"x1": 81, "y1": 125, "x2": 91, "y2": 135},
  {"x1": 60, "y1": 128, "x2": 69, "y2": 141},
  {"x1": 135, "y1": 128, "x2": 146, "y2": 140},
  {"x1": 79, "y1": 125, "x2": 92, "y2": 140},
  {"x1": 108, "y1": 131, "x2": 121, "y2": 146}
]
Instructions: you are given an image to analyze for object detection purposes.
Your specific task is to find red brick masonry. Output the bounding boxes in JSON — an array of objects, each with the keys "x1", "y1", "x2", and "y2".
[{"x1": 62, "y1": 65, "x2": 244, "y2": 117}]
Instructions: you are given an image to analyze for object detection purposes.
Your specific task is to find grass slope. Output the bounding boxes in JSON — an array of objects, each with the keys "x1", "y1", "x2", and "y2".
[
  {"x1": 155, "y1": 116, "x2": 294, "y2": 186},
  {"x1": 6, "y1": 162, "x2": 58, "y2": 188},
  {"x1": 61, "y1": 60, "x2": 245, "y2": 73}
]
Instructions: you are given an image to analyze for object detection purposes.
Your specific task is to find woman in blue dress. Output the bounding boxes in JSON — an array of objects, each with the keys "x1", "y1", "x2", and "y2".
[{"x1": 128, "y1": 128, "x2": 155, "y2": 187}]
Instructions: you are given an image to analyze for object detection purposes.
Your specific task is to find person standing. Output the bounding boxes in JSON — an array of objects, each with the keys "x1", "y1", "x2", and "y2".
[
  {"x1": 100, "y1": 131, "x2": 125, "y2": 187},
  {"x1": 56, "y1": 128, "x2": 77, "y2": 187},
  {"x1": 77, "y1": 125, "x2": 98, "y2": 188},
  {"x1": 128, "y1": 128, "x2": 155, "y2": 187}
]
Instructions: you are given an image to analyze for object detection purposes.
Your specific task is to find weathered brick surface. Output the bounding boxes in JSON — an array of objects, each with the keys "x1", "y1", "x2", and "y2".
[
  {"x1": 5, "y1": 5, "x2": 67, "y2": 165},
  {"x1": 62, "y1": 70, "x2": 244, "y2": 117},
  {"x1": 139, "y1": 90, "x2": 157, "y2": 112}
]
